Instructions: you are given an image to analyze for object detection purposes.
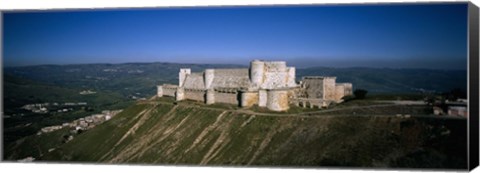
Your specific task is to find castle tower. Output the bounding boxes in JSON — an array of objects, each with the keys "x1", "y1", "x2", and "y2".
[
  {"x1": 205, "y1": 89, "x2": 215, "y2": 105},
  {"x1": 287, "y1": 67, "x2": 296, "y2": 87},
  {"x1": 323, "y1": 77, "x2": 337, "y2": 100},
  {"x1": 175, "y1": 87, "x2": 185, "y2": 101},
  {"x1": 249, "y1": 60, "x2": 265, "y2": 88},
  {"x1": 204, "y1": 69, "x2": 215, "y2": 89},
  {"x1": 179, "y1": 68, "x2": 191, "y2": 87},
  {"x1": 258, "y1": 89, "x2": 267, "y2": 107},
  {"x1": 266, "y1": 89, "x2": 289, "y2": 111},
  {"x1": 157, "y1": 85, "x2": 163, "y2": 97}
]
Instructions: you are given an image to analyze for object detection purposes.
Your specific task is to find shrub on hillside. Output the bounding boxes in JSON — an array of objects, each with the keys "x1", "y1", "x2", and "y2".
[{"x1": 354, "y1": 89, "x2": 368, "y2": 99}]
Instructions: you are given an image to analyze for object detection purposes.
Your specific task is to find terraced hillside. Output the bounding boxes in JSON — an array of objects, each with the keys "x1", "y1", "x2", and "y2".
[{"x1": 37, "y1": 100, "x2": 467, "y2": 169}]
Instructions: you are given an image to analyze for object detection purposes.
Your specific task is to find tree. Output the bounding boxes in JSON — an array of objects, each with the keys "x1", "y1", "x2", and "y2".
[
  {"x1": 442, "y1": 88, "x2": 466, "y2": 101},
  {"x1": 353, "y1": 89, "x2": 368, "y2": 99}
]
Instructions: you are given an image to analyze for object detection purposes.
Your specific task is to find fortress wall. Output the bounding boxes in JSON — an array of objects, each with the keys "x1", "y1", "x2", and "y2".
[
  {"x1": 287, "y1": 88, "x2": 298, "y2": 100},
  {"x1": 302, "y1": 78, "x2": 325, "y2": 99},
  {"x1": 262, "y1": 71, "x2": 289, "y2": 89},
  {"x1": 260, "y1": 61, "x2": 290, "y2": 89},
  {"x1": 258, "y1": 90, "x2": 267, "y2": 107},
  {"x1": 335, "y1": 84, "x2": 346, "y2": 101},
  {"x1": 287, "y1": 67, "x2": 296, "y2": 87},
  {"x1": 184, "y1": 89, "x2": 205, "y2": 102},
  {"x1": 323, "y1": 78, "x2": 337, "y2": 100},
  {"x1": 215, "y1": 92, "x2": 238, "y2": 105},
  {"x1": 266, "y1": 90, "x2": 289, "y2": 111},
  {"x1": 205, "y1": 89, "x2": 215, "y2": 104},
  {"x1": 162, "y1": 86, "x2": 177, "y2": 97},
  {"x1": 301, "y1": 77, "x2": 337, "y2": 100},
  {"x1": 176, "y1": 88, "x2": 185, "y2": 101},
  {"x1": 157, "y1": 85, "x2": 163, "y2": 97},
  {"x1": 240, "y1": 92, "x2": 259, "y2": 107},
  {"x1": 183, "y1": 73, "x2": 205, "y2": 89},
  {"x1": 211, "y1": 69, "x2": 250, "y2": 88}
]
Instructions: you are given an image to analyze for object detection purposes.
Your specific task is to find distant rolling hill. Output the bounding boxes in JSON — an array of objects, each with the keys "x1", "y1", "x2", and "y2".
[
  {"x1": 4, "y1": 62, "x2": 467, "y2": 97},
  {"x1": 3, "y1": 63, "x2": 245, "y2": 99},
  {"x1": 297, "y1": 67, "x2": 467, "y2": 93}
]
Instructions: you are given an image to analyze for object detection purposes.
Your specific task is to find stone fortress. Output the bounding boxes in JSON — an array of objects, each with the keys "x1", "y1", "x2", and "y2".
[{"x1": 157, "y1": 60, "x2": 353, "y2": 111}]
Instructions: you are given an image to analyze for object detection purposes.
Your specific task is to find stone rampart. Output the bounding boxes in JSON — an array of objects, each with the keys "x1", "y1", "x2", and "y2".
[
  {"x1": 335, "y1": 84, "x2": 346, "y2": 101},
  {"x1": 323, "y1": 77, "x2": 337, "y2": 100},
  {"x1": 157, "y1": 85, "x2": 163, "y2": 97},
  {"x1": 184, "y1": 89, "x2": 205, "y2": 102},
  {"x1": 205, "y1": 89, "x2": 215, "y2": 104},
  {"x1": 302, "y1": 77, "x2": 325, "y2": 99},
  {"x1": 176, "y1": 87, "x2": 185, "y2": 101},
  {"x1": 215, "y1": 91, "x2": 238, "y2": 105},
  {"x1": 240, "y1": 91, "x2": 259, "y2": 107},
  {"x1": 262, "y1": 71, "x2": 289, "y2": 89},
  {"x1": 162, "y1": 84, "x2": 177, "y2": 97},
  {"x1": 211, "y1": 69, "x2": 250, "y2": 88},
  {"x1": 258, "y1": 90, "x2": 267, "y2": 107}
]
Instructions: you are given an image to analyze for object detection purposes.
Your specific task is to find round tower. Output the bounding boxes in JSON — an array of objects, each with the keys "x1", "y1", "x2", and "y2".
[
  {"x1": 205, "y1": 89, "x2": 215, "y2": 105},
  {"x1": 266, "y1": 89, "x2": 289, "y2": 111},
  {"x1": 249, "y1": 60, "x2": 264, "y2": 87},
  {"x1": 204, "y1": 69, "x2": 215, "y2": 89}
]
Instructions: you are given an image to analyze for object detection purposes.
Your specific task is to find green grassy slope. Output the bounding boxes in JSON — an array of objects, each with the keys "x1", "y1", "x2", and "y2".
[
  {"x1": 37, "y1": 102, "x2": 467, "y2": 169},
  {"x1": 5, "y1": 128, "x2": 71, "y2": 160}
]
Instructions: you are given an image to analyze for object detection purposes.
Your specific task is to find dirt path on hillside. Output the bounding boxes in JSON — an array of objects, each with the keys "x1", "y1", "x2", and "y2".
[{"x1": 141, "y1": 101, "x2": 463, "y2": 120}]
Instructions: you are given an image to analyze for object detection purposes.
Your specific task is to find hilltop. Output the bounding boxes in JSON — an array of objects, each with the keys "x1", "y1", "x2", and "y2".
[{"x1": 6, "y1": 97, "x2": 467, "y2": 169}]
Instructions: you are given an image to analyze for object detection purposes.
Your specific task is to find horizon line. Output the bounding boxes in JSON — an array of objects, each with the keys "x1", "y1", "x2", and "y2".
[{"x1": 2, "y1": 61, "x2": 468, "y2": 71}]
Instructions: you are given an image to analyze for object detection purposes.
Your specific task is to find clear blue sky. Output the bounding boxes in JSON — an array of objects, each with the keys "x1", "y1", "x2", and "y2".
[{"x1": 3, "y1": 3, "x2": 468, "y2": 69}]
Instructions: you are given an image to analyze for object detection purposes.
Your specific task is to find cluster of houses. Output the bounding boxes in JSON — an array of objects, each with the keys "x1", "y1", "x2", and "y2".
[
  {"x1": 79, "y1": 90, "x2": 96, "y2": 95},
  {"x1": 36, "y1": 110, "x2": 122, "y2": 135},
  {"x1": 432, "y1": 99, "x2": 468, "y2": 118},
  {"x1": 21, "y1": 102, "x2": 88, "y2": 114}
]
